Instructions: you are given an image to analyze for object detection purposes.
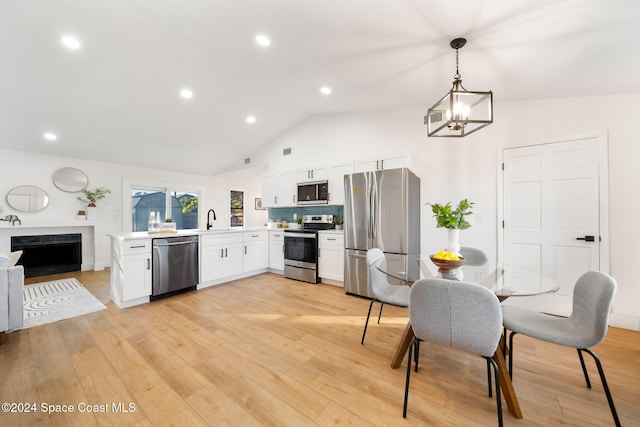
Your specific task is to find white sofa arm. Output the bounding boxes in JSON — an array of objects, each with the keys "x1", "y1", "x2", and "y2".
[{"x1": 8, "y1": 265, "x2": 24, "y2": 332}]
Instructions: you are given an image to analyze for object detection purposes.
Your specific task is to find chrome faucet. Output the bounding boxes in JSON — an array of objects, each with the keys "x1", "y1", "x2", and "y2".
[{"x1": 206, "y1": 209, "x2": 217, "y2": 230}]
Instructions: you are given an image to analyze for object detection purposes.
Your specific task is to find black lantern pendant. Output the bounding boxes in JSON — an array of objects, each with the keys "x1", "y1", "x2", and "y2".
[{"x1": 425, "y1": 38, "x2": 493, "y2": 137}]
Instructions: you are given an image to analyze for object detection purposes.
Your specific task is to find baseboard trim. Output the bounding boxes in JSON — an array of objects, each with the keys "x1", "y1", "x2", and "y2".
[{"x1": 609, "y1": 313, "x2": 640, "y2": 331}]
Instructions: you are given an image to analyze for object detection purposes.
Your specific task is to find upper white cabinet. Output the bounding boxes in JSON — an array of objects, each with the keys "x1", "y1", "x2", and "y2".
[
  {"x1": 278, "y1": 170, "x2": 297, "y2": 206},
  {"x1": 261, "y1": 174, "x2": 278, "y2": 207},
  {"x1": 296, "y1": 166, "x2": 328, "y2": 183},
  {"x1": 327, "y1": 161, "x2": 353, "y2": 205},
  {"x1": 261, "y1": 171, "x2": 297, "y2": 207},
  {"x1": 261, "y1": 154, "x2": 413, "y2": 207},
  {"x1": 354, "y1": 153, "x2": 414, "y2": 173}
]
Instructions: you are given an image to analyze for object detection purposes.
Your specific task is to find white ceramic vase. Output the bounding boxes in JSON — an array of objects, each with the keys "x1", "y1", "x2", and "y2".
[
  {"x1": 445, "y1": 228, "x2": 460, "y2": 255},
  {"x1": 86, "y1": 205, "x2": 97, "y2": 220}
]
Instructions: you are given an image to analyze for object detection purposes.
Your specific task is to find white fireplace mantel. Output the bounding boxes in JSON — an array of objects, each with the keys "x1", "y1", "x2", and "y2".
[{"x1": 0, "y1": 221, "x2": 103, "y2": 271}]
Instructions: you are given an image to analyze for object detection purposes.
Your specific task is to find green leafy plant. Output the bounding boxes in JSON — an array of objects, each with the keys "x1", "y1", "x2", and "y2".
[
  {"x1": 78, "y1": 187, "x2": 111, "y2": 206},
  {"x1": 164, "y1": 218, "x2": 174, "y2": 223},
  {"x1": 332, "y1": 216, "x2": 344, "y2": 225},
  {"x1": 427, "y1": 199, "x2": 474, "y2": 230},
  {"x1": 296, "y1": 216, "x2": 302, "y2": 224}
]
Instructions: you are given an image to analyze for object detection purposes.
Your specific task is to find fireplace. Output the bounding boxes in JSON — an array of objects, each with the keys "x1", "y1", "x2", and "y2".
[{"x1": 11, "y1": 234, "x2": 82, "y2": 277}]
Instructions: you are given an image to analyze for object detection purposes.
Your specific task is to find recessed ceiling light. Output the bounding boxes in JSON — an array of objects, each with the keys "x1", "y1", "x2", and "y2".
[
  {"x1": 43, "y1": 132, "x2": 58, "y2": 141},
  {"x1": 320, "y1": 86, "x2": 332, "y2": 95},
  {"x1": 246, "y1": 116, "x2": 256, "y2": 124},
  {"x1": 255, "y1": 34, "x2": 271, "y2": 47},
  {"x1": 180, "y1": 88, "x2": 193, "y2": 99},
  {"x1": 61, "y1": 35, "x2": 81, "y2": 50}
]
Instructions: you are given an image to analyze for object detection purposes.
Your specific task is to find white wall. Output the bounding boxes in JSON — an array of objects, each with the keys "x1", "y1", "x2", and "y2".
[
  {"x1": 0, "y1": 149, "x2": 267, "y2": 268},
  {"x1": 249, "y1": 94, "x2": 640, "y2": 330}
]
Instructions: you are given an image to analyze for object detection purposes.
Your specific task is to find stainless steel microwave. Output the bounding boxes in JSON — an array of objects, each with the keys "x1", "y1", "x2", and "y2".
[{"x1": 297, "y1": 181, "x2": 329, "y2": 205}]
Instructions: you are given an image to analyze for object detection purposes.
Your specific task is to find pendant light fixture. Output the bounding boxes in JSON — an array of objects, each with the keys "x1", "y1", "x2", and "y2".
[{"x1": 425, "y1": 38, "x2": 493, "y2": 137}]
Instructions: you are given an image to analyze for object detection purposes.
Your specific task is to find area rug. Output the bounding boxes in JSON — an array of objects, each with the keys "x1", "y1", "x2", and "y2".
[{"x1": 21, "y1": 278, "x2": 106, "y2": 329}]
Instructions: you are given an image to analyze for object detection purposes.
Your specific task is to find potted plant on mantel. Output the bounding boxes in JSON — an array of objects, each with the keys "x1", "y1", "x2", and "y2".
[
  {"x1": 78, "y1": 187, "x2": 111, "y2": 220},
  {"x1": 427, "y1": 199, "x2": 474, "y2": 255}
]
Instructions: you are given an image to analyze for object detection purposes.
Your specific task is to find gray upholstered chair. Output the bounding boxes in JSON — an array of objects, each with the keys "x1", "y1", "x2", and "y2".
[
  {"x1": 403, "y1": 278, "x2": 504, "y2": 426},
  {"x1": 0, "y1": 252, "x2": 25, "y2": 345},
  {"x1": 502, "y1": 271, "x2": 620, "y2": 427},
  {"x1": 459, "y1": 246, "x2": 488, "y2": 266},
  {"x1": 360, "y1": 248, "x2": 410, "y2": 344}
]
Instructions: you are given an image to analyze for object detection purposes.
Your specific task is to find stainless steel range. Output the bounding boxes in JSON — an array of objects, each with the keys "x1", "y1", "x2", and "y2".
[{"x1": 284, "y1": 214, "x2": 334, "y2": 284}]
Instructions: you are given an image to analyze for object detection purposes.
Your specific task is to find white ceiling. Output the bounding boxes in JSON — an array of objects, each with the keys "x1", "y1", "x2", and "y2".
[{"x1": 2, "y1": 0, "x2": 639, "y2": 176}]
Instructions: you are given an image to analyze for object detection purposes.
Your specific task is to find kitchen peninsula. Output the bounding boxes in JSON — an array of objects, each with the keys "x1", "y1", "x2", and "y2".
[{"x1": 108, "y1": 227, "x2": 269, "y2": 308}]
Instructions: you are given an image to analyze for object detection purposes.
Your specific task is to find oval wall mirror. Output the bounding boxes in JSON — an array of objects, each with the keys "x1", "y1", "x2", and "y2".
[
  {"x1": 52, "y1": 167, "x2": 89, "y2": 192},
  {"x1": 6, "y1": 185, "x2": 50, "y2": 213}
]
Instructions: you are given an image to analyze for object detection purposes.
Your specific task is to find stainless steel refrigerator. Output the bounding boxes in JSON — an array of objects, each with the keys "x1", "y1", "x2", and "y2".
[{"x1": 344, "y1": 168, "x2": 420, "y2": 298}]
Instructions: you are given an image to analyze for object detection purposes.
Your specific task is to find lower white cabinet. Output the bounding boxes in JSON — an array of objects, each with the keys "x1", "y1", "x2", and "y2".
[
  {"x1": 201, "y1": 233, "x2": 243, "y2": 283},
  {"x1": 243, "y1": 231, "x2": 267, "y2": 272},
  {"x1": 110, "y1": 238, "x2": 152, "y2": 307},
  {"x1": 269, "y1": 230, "x2": 285, "y2": 272},
  {"x1": 318, "y1": 232, "x2": 344, "y2": 285}
]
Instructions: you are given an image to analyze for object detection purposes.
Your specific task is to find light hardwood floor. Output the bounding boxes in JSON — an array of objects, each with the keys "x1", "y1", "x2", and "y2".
[{"x1": 1, "y1": 270, "x2": 638, "y2": 426}]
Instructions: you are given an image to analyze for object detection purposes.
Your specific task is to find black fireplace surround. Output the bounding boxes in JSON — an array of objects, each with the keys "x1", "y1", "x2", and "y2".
[{"x1": 11, "y1": 233, "x2": 82, "y2": 277}]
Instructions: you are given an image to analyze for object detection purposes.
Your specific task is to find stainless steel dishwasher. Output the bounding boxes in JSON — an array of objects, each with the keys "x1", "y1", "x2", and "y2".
[{"x1": 152, "y1": 235, "x2": 199, "y2": 300}]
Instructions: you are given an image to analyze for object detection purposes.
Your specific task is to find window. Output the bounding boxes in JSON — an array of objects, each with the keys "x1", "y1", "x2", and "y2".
[
  {"x1": 230, "y1": 190, "x2": 243, "y2": 227},
  {"x1": 131, "y1": 186, "x2": 199, "y2": 231}
]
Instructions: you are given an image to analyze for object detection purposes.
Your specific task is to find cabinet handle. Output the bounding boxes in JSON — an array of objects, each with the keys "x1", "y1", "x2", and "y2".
[
  {"x1": 147, "y1": 259, "x2": 150, "y2": 270},
  {"x1": 244, "y1": 245, "x2": 247, "y2": 254},
  {"x1": 318, "y1": 248, "x2": 321, "y2": 257},
  {"x1": 275, "y1": 196, "x2": 278, "y2": 204},
  {"x1": 376, "y1": 160, "x2": 379, "y2": 170},
  {"x1": 327, "y1": 238, "x2": 336, "y2": 241},
  {"x1": 130, "y1": 244, "x2": 146, "y2": 249},
  {"x1": 293, "y1": 195, "x2": 296, "y2": 203},
  {"x1": 381, "y1": 159, "x2": 384, "y2": 169},
  {"x1": 225, "y1": 248, "x2": 228, "y2": 257},
  {"x1": 221, "y1": 248, "x2": 224, "y2": 258},
  {"x1": 251, "y1": 234, "x2": 259, "y2": 238}
]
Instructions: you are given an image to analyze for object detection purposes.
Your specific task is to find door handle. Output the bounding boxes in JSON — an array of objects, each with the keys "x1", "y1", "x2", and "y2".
[{"x1": 576, "y1": 235, "x2": 595, "y2": 242}]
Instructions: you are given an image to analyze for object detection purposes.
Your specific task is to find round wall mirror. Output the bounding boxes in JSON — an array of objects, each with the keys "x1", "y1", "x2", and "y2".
[
  {"x1": 6, "y1": 185, "x2": 50, "y2": 213},
  {"x1": 52, "y1": 167, "x2": 89, "y2": 192}
]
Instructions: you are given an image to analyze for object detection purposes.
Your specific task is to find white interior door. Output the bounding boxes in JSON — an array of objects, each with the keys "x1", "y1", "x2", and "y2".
[{"x1": 502, "y1": 137, "x2": 601, "y2": 315}]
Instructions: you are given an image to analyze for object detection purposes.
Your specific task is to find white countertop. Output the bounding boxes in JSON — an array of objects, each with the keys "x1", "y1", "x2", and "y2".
[{"x1": 108, "y1": 226, "x2": 268, "y2": 240}]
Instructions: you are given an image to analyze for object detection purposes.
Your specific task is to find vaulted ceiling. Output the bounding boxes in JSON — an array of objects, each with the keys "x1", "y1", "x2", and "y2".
[{"x1": 2, "y1": 0, "x2": 639, "y2": 176}]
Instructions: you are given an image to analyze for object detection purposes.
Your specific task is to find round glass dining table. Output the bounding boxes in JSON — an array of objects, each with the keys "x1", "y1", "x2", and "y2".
[
  {"x1": 377, "y1": 256, "x2": 559, "y2": 301},
  {"x1": 376, "y1": 256, "x2": 559, "y2": 419}
]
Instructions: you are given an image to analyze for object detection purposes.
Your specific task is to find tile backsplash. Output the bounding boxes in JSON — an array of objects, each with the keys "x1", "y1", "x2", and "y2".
[{"x1": 269, "y1": 205, "x2": 343, "y2": 222}]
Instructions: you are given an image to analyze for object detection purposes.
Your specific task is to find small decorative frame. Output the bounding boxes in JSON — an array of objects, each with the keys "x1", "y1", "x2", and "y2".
[{"x1": 255, "y1": 198, "x2": 267, "y2": 210}]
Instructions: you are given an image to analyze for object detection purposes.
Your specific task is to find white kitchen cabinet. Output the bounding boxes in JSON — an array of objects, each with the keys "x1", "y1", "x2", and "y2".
[
  {"x1": 200, "y1": 233, "x2": 243, "y2": 283},
  {"x1": 261, "y1": 174, "x2": 278, "y2": 207},
  {"x1": 277, "y1": 170, "x2": 298, "y2": 206},
  {"x1": 296, "y1": 166, "x2": 328, "y2": 183},
  {"x1": 327, "y1": 161, "x2": 353, "y2": 205},
  {"x1": 354, "y1": 153, "x2": 414, "y2": 173},
  {"x1": 243, "y1": 231, "x2": 267, "y2": 272},
  {"x1": 110, "y1": 238, "x2": 152, "y2": 307},
  {"x1": 318, "y1": 232, "x2": 344, "y2": 286},
  {"x1": 269, "y1": 230, "x2": 285, "y2": 272}
]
